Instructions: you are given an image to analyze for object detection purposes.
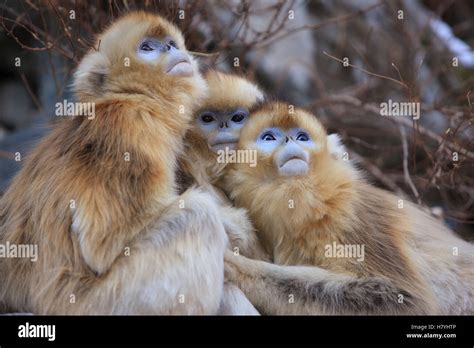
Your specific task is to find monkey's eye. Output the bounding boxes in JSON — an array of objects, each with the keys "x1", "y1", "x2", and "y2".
[
  {"x1": 140, "y1": 42, "x2": 154, "y2": 52},
  {"x1": 168, "y1": 40, "x2": 178, "y2": 49},
  {"x1": 261, "y1": 132, "x2": 276, "y2": 141},
  {"x1": 231, "y1": 113, "x2": 246, "y2": 123},
  {"x1": 296, "y1": 133, "x2": 309, "y2": 141},
  {"x1": 201, "y1": 114, "x2": 215, "y2": 123}
]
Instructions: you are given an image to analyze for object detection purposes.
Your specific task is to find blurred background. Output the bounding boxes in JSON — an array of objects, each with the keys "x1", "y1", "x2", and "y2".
[{"x1": 0, "y1": 0, "x2": 473, "y2": 239}]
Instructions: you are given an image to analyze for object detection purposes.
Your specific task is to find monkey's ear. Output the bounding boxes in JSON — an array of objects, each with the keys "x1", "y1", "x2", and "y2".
[
  {"x1": 327, "y1": 133, "x2": 347, "y2": 160},
  {"x1": 73, "y1": 51, "x2": 109, "y2": 99}
]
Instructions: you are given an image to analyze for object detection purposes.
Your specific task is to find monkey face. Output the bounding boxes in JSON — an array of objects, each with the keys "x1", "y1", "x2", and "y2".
[
  {"x1": 191, "y1": 70, "x2": 265, "y2": 154},
  {"x1": 129, "y1": 15, "x2": 197, "y2": 78},
  {"x1": 196, "y1": 108, "x2": 249, "y2": 152},
  {"x1": 255, "y1": 127, "x2": 316, "y2": 176},
  {"x1": 136, "y1": 36, "x2": 193, "y2": 77},
  {"x1": 100, "y1": 13, "x2": 197, "y2": 77},
  {"x1": 74, "y1": 13, "x2": 204, "y2": 101},
  {"x1": 236, "y1": 102, "x2": 330, "y2": 179}
]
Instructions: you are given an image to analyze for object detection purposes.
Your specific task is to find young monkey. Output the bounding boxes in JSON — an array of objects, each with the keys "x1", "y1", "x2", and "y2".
[
  {"x1": 178, "y1": 70, "x2": 268, "y2": 259},
  {"x1": 177, "y1": 71, "x2": 269, "y2": 313},
  {"x1": 178, "y1": 70, "x2": 265, "y2": 188},
  {"x1": 223, "y1": 102, "x2": 474, "y2": 315}
]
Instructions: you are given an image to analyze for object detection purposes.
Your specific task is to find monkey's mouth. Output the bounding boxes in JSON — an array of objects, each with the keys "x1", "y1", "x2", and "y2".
[
  {"x1": 210, "y1": 134, "x2": 239, "y2": 153},
  {"x1": 287, "y1": 155, "x2": 304, "y2": 162},
  {"x1": 210, "y1": 141, "x2": 238, "y2": 153},
  {"x1": 278, "y1": 155, "x2": 309, "y2": 177},
  {"x1": 280, "y1": 155, "x2": 306, "y2": 166},
  {"x1": 166, "y1": 58, "x2": 193, "y2": 76}
]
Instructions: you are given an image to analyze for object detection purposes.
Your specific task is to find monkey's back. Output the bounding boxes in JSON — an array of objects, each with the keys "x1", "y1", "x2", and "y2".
[{"x1": 0, "y1": 121, "x2": 95, "y2": 313}]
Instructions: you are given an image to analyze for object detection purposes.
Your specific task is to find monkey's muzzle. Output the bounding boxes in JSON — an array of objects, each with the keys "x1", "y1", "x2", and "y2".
[
  {"x1": 276, "y1": 143, "x2": 310, "y2": 177},
  {"x1": 166, "y1": 51, "x2": 193, "y2": 77}
]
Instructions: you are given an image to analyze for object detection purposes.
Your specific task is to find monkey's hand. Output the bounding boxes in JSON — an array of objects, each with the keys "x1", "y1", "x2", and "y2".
[
  {"x1": 224, "y1": 250, "x2": 421, "y2": 315},
  {"x1": 224, "y1": 249, "x2": 264, "y2": 283}
]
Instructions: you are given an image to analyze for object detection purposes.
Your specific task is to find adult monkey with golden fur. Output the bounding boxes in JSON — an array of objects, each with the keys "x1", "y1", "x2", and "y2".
[
  {"x1": 0, "y1": 12, "x2": 240, "y2": 315},
  {"x1": 224, "y1": 102, "x2": 474, "y2": 314}
]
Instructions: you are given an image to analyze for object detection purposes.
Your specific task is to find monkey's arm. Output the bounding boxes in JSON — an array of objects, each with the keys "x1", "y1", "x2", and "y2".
[
  {"x1": 201, "y1": 184, "x2": 270, "y2": 261},
  {"x1": 63, "y1": 187, "x2": 229, "y2": 314},
  {"x1": 71, "y1": 178, "x2": 235, "y2": 276},
  {"x1": 219, "y1": 205, "x2": 270, "y2": 261},
  {"x1": 224, "y1": 251, "x2": 427, "y2": 315},
  {"x1": 71, "y1": 189, "x2": 161, "y2": 275}
]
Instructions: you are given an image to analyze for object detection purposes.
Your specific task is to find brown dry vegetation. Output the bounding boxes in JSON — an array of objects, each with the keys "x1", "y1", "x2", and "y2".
[{"x1": 0, "y1": 0, "x2": 472, "y2": 239}]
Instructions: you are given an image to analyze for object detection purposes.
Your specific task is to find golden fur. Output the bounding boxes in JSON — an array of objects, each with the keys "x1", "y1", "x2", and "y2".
[
  {"x1": 177, "y1": 70, "x2": 268, "y2": 261},
  {"x1": 178, "y1": 70, "x2": 265, "y2": 187},
  {"x1": 0, "y1": 12, "x2": 238, "y2": 314},
  {"x1": 224, "y1": 101, "x2": 474, "y2": 314}
]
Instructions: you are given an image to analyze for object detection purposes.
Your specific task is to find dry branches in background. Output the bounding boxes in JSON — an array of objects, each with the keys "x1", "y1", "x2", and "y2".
[{"x1": 0, "y1": 0, "x2": 472, "y2": 239}]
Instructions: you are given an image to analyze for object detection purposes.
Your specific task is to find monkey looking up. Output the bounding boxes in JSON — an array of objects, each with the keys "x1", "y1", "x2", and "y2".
[
  {"x1": 0, "y1": 12, "x2": 235, "y2": 314},
  {"x1": 223, "y1": 101, "x2": 474, "y2": 315}
]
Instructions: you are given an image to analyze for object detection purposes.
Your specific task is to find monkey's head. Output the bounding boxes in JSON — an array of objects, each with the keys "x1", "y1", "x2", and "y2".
[
  {"x1": 235, "y1": 102, "x2": 350, "y2": 180},
  {"x1": 225, "y1": 102, "x2": 357, "y2": 234},
  {"x1": 73, "y1": 12, "x2": 205, "y2": 103},
  {"x1": 193, "y1": 70, "x2": 264, "y2": 153}
]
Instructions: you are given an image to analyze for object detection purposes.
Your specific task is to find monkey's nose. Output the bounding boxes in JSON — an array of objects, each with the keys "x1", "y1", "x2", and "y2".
[{"x1": 285, "y1": 136, "x2": 290, "y2": 143}]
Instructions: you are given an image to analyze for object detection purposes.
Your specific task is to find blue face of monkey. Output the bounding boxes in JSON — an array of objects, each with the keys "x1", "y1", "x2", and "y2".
[{"x1": 255, "y1": 127, "x2": 316, "y2": 177}]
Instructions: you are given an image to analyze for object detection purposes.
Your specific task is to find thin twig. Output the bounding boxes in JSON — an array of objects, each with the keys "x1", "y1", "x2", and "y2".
[
  {"x1": 0, "y1": 150, "x2": 15, "y2": 160},
  {"x1": 399, "y1": 125, "x2": 420, "y2": 202},
  {"x1": 311, "y1": 95, "x2": 474, "y2": 159},
  {"x1": 20, "y1": 73, "x2": 42, "y2": 111},
  {"x1": 255, "y1": 2, "x2": 383, "y2": 49},
  {"x1": 322, "y1": 51, "x2": 410, "y2": 91}
]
